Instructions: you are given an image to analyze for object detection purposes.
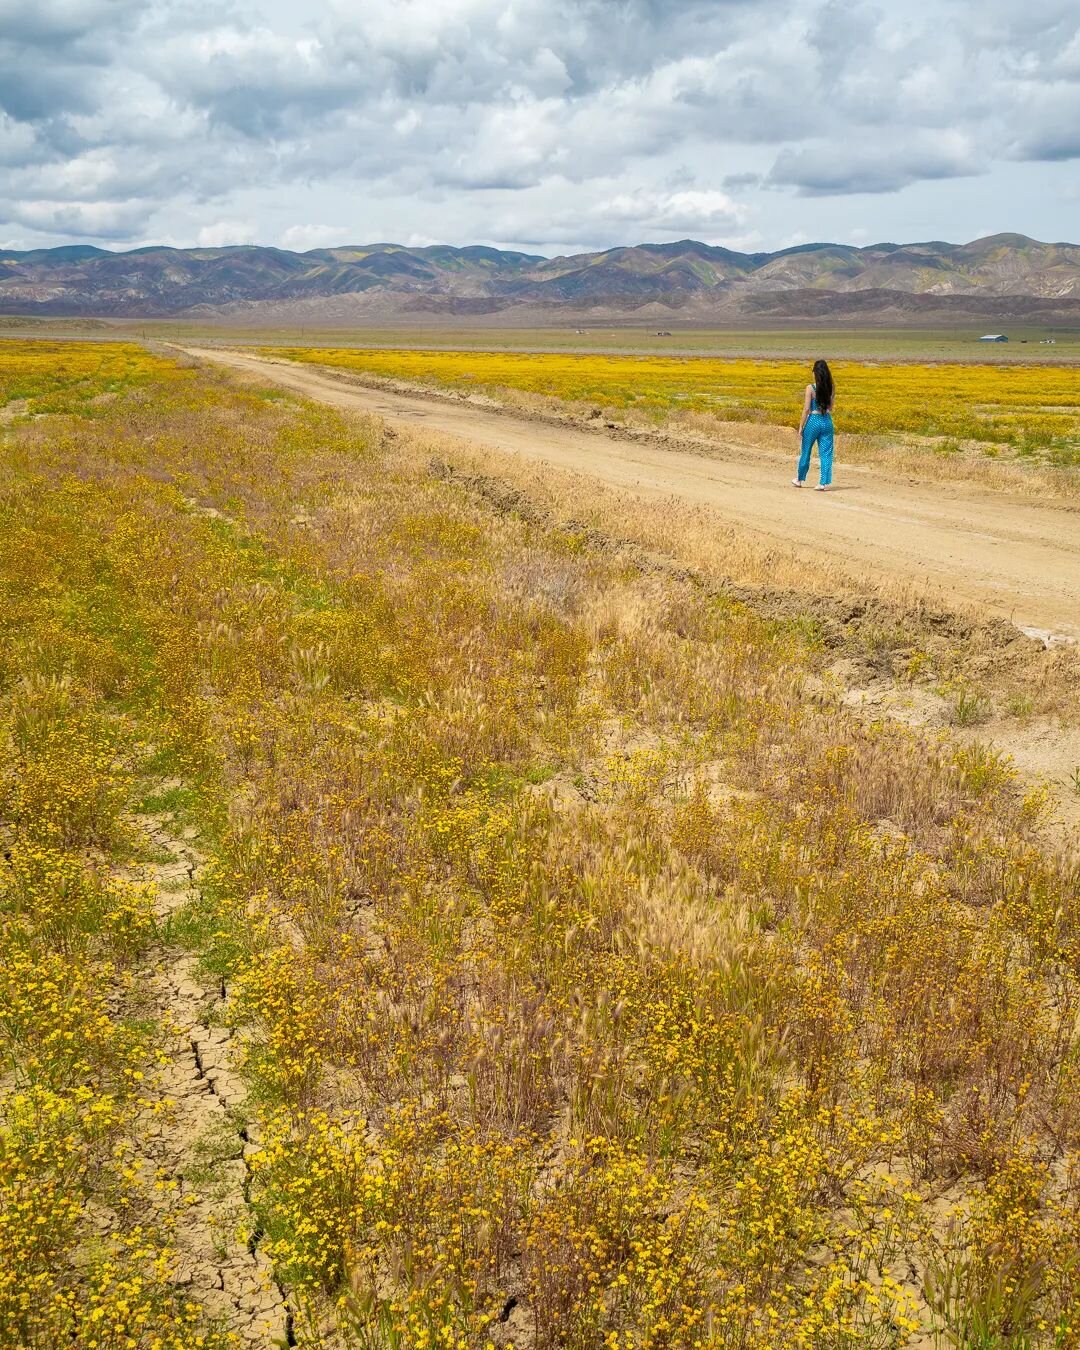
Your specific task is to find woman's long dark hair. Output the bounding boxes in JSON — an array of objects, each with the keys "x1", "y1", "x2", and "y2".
[{"x1": 813, "y1": 359, "x2": 834, "y2": 412}]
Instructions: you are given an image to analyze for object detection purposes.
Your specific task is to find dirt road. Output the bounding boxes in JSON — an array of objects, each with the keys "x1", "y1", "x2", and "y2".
[{"x1": 187, "y1": 348, "x2": 1080, "y2": 643}]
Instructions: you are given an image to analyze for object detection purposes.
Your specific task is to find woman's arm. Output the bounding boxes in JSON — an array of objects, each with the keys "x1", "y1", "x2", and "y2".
[{"x1": 798, "y1": 384, "x2": 812, "y2": 435}]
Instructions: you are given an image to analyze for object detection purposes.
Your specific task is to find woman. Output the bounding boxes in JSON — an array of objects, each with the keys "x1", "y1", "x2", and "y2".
[{"x1": 792, "y1": 359, "x2": 835, "y2": 490}]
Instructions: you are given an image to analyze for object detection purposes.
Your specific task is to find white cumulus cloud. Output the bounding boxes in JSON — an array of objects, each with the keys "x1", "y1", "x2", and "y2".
[{"x1": 0, "y1": 0, "x2": 1075, "y2": 251}]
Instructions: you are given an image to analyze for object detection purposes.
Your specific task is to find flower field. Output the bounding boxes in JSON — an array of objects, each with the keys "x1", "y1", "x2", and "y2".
[
  {"x1": 0, "y1": 340, "x2": 171, "y2": 417},
  {"x1": 263, "y1": 345, "x2": 1080, "y2": 463},
  {"x1": 3, "y1": 339, "x2": 1080, "y2": 1346}
]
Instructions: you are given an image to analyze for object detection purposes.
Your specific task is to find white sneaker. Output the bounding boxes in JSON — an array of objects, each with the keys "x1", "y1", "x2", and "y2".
[
  {"x1": 815, "y1": 484, "x2": 830, "y2": 491},
  {"x1": 791, "y1": 478, "x2": 802, "y2": 487}
]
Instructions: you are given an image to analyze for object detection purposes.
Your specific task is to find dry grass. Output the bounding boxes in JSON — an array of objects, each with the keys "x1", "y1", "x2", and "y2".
[
  {"x1": 423, "y1": 427, "x2": 1080, "y2": 726},
  {"x1": 3, "y1": 342, "x2": 1080, "y2": 1347}
]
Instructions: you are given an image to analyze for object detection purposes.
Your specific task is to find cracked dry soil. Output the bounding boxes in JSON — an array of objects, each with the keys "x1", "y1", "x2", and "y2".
[{"x1": 134, "y1": 814, "x2": 293, "y2": 1348}]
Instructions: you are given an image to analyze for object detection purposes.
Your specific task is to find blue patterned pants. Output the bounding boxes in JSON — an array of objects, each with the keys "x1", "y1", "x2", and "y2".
[{"x1": 797, "y1": 413, "x2": 834, "y2": 486}]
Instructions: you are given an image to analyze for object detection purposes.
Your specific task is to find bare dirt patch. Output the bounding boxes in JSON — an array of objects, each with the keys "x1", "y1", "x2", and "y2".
[{"x1": 132, "y1": 815, "x2": 292, "y2": 1346}]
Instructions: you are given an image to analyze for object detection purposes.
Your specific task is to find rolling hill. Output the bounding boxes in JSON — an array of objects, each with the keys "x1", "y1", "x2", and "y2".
[{"x1": 2, "y1": 234, "x2": 1079, "y2": 323}]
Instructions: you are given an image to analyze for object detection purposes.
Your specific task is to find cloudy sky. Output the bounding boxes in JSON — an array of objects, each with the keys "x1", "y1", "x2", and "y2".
[{"x1": 1, "y1": 0, "x2": 1078, "y2": 256}]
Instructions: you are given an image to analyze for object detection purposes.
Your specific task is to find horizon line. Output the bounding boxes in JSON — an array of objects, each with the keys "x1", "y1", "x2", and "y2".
[{"x1": 0, "y1": 230, "x2": 1067, "y2": 262}]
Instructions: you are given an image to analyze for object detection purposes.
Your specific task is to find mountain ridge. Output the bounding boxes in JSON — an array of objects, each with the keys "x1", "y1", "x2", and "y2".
[{"x1": 2, "y1": 233, "x2": 1079, "y2": 322}]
